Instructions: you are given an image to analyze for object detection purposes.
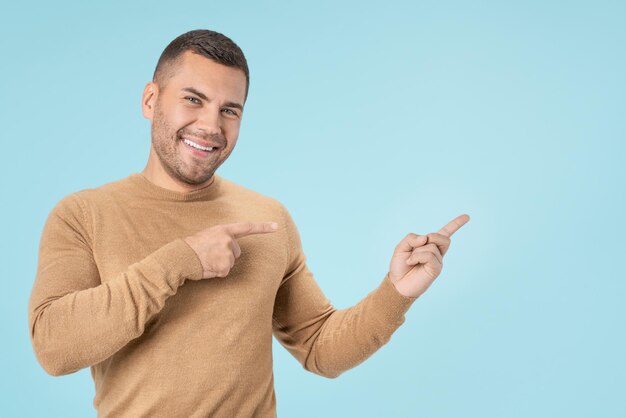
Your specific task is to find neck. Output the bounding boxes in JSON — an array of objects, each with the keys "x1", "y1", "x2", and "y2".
[{"x1": 141, "y1": 147, "x2": 214, "y2": 193}]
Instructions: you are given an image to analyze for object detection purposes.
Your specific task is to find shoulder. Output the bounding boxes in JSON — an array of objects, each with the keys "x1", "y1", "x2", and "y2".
[
  {"x1": 73, "y1": 175, "x2": 135, "y2": 205},
  {"x1": 217, "y1": 177, "x2": 301, "y2": 235},
  {"x1": 46, "y1": 174, "x2": 133, "y2": 224},
  {"x1": 218, "y1": 176, "x2": 288, "y2": 212},
  {"x1": 49, "y1": 190, "x2": 89, "y2": 220},
  {"x1": 50, "y1": 174, "x2": 140, "y2": 218}
]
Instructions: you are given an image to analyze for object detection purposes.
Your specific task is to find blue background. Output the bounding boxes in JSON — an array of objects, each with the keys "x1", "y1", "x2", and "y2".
[{"x1": 2, "y1": 1, "x2": 624, "y2": 417}]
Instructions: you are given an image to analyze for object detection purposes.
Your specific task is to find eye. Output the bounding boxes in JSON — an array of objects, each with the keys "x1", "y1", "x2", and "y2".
[
  {"x1": 222, "y1": 108, "x2": 238, "y2": 116},
  {"x1": 185, "y1": 96, "x2": 201, "y2": 104}
]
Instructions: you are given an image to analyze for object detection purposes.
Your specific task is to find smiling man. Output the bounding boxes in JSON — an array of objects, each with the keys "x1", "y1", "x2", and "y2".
[
  {"x1": 28, "y1": 29, "x2": 469, "y2": 417},
  {"x1": 145, "y1": 48, "x2": 245, "y2": 191}
]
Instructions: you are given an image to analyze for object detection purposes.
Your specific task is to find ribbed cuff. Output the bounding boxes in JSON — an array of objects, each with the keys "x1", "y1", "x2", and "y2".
[
  {"x1": 368, "y1": 273, "x2": 419, "y2": 326},
  {"x1": 144, "y1": 238, "x2": 204, "y2": 285}
]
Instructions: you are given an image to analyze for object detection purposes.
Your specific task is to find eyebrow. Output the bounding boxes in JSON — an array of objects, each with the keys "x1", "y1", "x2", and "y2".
[{"x1": 181, "y1": 87, "x2": 244, "y2": 111}]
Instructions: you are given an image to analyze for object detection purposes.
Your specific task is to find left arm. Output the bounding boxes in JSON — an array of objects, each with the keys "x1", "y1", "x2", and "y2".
[{"x1": 272, "y1": 204, "x2": 419, "y2": 379}]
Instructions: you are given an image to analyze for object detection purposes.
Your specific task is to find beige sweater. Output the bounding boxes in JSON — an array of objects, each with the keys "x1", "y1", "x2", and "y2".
[{"x1": 28, "y1": 172, "x2": 418, "y2": 417}]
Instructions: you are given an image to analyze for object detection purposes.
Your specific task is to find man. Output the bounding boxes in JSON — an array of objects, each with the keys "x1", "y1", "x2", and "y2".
[{"x1": 28, "y1": 29, "x2": 470, "y2": 417}]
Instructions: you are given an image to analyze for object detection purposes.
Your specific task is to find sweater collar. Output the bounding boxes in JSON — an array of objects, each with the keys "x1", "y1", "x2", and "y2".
[{"x1": 127, "y1": 172, "x2": 222, "y2": 202}]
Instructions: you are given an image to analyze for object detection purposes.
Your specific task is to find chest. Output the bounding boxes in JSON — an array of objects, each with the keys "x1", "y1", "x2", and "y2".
[{"x1": 89, "y1": 198, "x2": 289, "y2": 317}]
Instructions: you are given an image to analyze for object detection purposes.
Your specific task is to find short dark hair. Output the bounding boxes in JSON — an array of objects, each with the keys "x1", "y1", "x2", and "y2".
[{"x1": 152, "y1": 29, "x2": 250, "y2": 103}]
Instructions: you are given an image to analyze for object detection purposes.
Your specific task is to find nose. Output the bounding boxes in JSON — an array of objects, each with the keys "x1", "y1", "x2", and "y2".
[{"x1": 195, "y1": 106, "x2": 222, "y2": 136}]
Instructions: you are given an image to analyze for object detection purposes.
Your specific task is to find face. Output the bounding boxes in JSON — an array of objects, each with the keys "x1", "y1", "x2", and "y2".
[{"x1": 141, "y1": 50, "x2": 247, "y2": 188}]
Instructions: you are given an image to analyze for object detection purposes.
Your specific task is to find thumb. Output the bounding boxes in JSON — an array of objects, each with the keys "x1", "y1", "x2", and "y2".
[
  {"x1": 395, "y1": 233, "x2": 429, "y2": 255},
  {"x1": 408, "y1": 234, "x2": 428, "y2": 249},
  {"x1": 415, "y1": 234, "x2": 429, "y2": 246}
]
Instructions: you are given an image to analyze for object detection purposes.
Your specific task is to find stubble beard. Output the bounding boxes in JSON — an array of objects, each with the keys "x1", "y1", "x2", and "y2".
[{"x1": 151, "y1": 103, "x2": 216, "y2": 186}]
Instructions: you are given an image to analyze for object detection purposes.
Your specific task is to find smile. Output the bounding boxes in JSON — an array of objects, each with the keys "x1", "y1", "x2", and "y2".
[
  {"x1": 181, "y1": 139, "x2": 219, "y2": 158},
  {"x1": 182, "y1": 138, "x2": 216, "y2": 151}
]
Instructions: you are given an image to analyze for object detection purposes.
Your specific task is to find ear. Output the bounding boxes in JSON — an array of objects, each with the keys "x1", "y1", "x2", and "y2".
[{"x1": 141, "y1": 82, "x2": 159, "y2": 120}]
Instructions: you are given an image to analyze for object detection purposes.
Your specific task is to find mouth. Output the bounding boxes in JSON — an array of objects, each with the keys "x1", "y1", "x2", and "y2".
[{"x1": 180, "y1": 137, "x2": 221, "y2": 157}]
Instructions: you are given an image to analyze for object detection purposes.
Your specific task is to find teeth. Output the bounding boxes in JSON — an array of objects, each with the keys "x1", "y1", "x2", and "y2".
[{"x1": 183, "y1": 138, "x2": 215, "y2": 151}]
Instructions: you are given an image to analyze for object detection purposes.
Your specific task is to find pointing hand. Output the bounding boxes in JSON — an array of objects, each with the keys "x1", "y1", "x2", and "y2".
[
  {"x1": 184, "y1": 221, "x2": 278, "y2": 280},
  {"x1": 388, "y1": 214, "x2": 470, "y2": 298}
]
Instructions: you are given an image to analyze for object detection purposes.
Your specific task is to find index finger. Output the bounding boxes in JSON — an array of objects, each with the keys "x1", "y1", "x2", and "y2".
[
  {"x1": 437, "y1": 214, "x2": 470, "y2": 238},
  {"x1": 223, "y1": 221, "x2": 279, "y2": 238}
]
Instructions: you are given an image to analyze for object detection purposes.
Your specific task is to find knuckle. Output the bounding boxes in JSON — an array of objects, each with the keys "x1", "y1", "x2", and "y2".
[
  {"x1": 431, "y1": 232, "x2": 448, "y2": 242},
  {"x1": 216, "y1": 261, "x2": 230, "y2": 273}
]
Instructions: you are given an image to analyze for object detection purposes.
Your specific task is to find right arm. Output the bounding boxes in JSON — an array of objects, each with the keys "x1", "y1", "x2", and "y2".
[{"x1": 27, "y1": 194, "x2": 203, "y2": 376}]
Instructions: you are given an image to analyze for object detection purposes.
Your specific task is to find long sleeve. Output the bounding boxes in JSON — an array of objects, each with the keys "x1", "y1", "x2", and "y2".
[
  {"x1": 28, "y1": 193, "x2": 204, "y2": 377},
  {"x1": 272, "y1": 203, "x2": 419, "y2": 379}
]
